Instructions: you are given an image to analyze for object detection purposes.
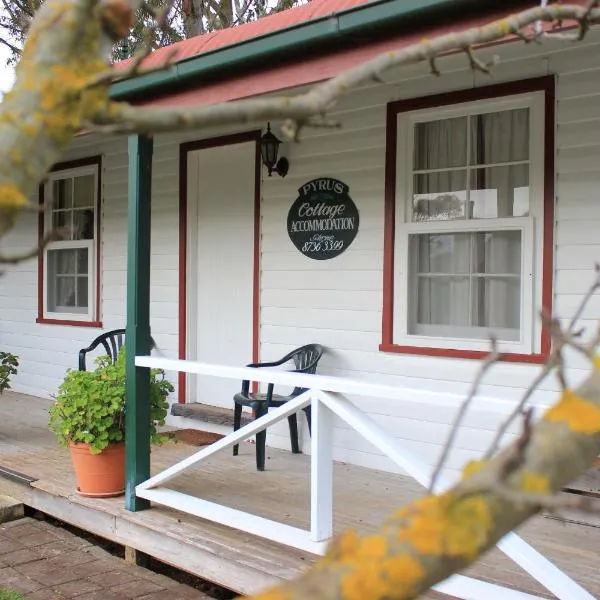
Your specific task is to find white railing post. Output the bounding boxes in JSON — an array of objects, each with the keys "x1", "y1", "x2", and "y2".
[{"x1": 310, "y1": 392, "x2": 334, "y2": 542}]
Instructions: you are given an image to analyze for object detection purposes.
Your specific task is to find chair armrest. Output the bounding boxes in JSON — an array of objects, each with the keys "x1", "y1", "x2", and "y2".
[
  {"x1": 240, "y1": 362, "x2": 280, "y2": 398},
  {"x1": 245, "y1": 356, "x2": 288, "y2": 369}
]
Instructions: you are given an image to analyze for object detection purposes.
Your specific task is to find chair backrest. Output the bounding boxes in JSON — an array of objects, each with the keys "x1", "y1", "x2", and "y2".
[
  {"x1": 78, "y1": 329, "x2": 126, "y2": 371},
  {"x1": 283, "y1": 344, "x2": 325, "y2": 396}
]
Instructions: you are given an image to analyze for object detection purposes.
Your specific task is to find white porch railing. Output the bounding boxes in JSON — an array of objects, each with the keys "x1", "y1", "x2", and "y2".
[{"x1": 135, "y1": 355, "x2": 594, "y2": 600}]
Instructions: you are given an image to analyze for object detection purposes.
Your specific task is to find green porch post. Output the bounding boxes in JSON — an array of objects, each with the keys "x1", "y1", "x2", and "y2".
[{"x1": 125, "y1": 134, "x2": 154, "y2": 511}]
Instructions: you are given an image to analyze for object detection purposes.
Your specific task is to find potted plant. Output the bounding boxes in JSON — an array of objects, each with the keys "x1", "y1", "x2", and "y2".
[
  {"x1": 0, "y1": 351, "x2": 19, "y2": 395},
  {"x1": 49, "y1": 347, "x2": 173, "y2": 497}
]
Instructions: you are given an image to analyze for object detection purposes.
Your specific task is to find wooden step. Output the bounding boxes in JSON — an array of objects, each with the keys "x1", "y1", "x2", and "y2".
[
  {"x1": 170, "y1": 402, "x2": 252, "y2": 428},
  {"x1": 0, "y1": 494, "x2": 24, "y2": 523}
]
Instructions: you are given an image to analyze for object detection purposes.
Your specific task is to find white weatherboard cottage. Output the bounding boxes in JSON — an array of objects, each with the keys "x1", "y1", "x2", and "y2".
[{"x1": 1, "y1": 0, "x2": 599, "y2": 488}]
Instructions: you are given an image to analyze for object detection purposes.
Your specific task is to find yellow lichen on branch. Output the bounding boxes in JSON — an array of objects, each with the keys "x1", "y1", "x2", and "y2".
[
  {"x1": 545, "y1": 388, "x2": 600, "y2": 434},
  {"x1": 0, "y1": 0, "x2": 116, "y2": 257},
  {"x1": 0, "y1": 183, "x2": 28, "y2": 210}
]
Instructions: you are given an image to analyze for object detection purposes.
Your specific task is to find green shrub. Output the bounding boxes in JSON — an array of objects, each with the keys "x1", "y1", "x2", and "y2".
[
  {"x1": 0, "y1": 352, "x2": 19, "y2": 395},
  {"x1": 48, "y1": 347, "x2": 173, "y2": 454}
]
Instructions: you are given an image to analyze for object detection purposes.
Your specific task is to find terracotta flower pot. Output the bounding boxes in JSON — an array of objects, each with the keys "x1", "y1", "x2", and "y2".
[{"x1": 69, "y1": 442, "x2": 126, "y2": 498}]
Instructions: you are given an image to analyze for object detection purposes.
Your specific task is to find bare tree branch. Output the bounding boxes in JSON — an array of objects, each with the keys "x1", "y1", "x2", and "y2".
[
  {"x1": 0, "y1": 228, "x2": 65, "y2": 265},
  {"x1": 485, "y1": 266, "x2": 600, "y2": 459},
  {"x1": 429, "y1": 337, "x2": 501, "y2": 492},
  {"x1": 2, "y1": 1, "x2": 600, "y2": 597},
  {"x1": 241, "y1": 273, "x2": 600, "y2": 599},
  {"x1": 0, "y1": 35, "x2": 21, "y2": 55},
  {"x1": 89, "y1": 4, "x2": 600, "y2": 137}
]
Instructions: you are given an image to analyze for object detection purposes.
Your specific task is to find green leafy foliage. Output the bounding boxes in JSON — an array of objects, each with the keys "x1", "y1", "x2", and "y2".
[
  {"x1": 0, "y1": 351, "x2": 19, "y2": 395},
  {"x1": 0, "y1": 589, "x2": 25, "y2": 600},
  {"x1": 48, "y1": 348, "x2": 173, "y2": 454}
]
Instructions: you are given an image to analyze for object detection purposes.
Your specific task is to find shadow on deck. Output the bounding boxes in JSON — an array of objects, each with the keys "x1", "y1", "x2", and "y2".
[{"x1": 1, "y1": 392, "x2": 599, "y2": 599}]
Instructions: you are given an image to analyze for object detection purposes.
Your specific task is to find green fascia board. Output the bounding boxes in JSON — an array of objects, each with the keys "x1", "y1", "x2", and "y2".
[{"x1": 110, "y1": 0, "x2": 465, "y2": 99}]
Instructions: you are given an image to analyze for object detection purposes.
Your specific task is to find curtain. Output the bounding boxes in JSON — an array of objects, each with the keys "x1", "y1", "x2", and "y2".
[{"x1": 410, "y1": 109, "x2": 527, "y2": 340}]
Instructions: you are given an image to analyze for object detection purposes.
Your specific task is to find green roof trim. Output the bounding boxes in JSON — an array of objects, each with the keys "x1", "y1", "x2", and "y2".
[{"x1": 109, "y1": 0, "x2": 474, "y2": 100}]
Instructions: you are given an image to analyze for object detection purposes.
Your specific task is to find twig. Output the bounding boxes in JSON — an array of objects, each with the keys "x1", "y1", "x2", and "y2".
[
  {"x1": 578, "y1": 0, "x2": 600, "y2": 39},
  {"x1": 486, "y1": 268, "x2": 600, "y2": 459},
  {"x1": 429, "y1": 337, "x2": 501, "y2": 492},
  {"x1": 498, "y1": 408, "x2": 534, "y2": 481},
  {"x1": 0, "y1": 36, "x2": 21, "y2": 55},
  {"x1": 85, "y1": 47, "x2": 178, "y2": 88},
  {"x1": 465, "y1": 45, "x2": 497, "y2": 74},
  {"x1": 0, "y1": 228, "x2": 66, "y2": 265},
  {"x1": 569, "y1": 262, "x2": 600, "y2": 330},
  {"x1": 496, "y1": 485, "x2": 599, "y2": 514},
  {"x1": 544, "y1": 0, "x2": 600, "y2": 41},
  {"x1": 87, "y1": 0, "x2": 180, "y2": 89}
]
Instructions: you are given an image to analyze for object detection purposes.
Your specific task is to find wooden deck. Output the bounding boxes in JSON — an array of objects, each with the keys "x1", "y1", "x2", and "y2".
[{"x1": 1, "y1": 392, "x2": 600, "y2": 599}]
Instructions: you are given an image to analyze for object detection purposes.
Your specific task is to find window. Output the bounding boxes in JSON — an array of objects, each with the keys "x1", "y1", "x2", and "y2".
[
  {"x1": 382, "y1": 78, "x2": 554, "y2": 361},
  {"x1": 38, "y1": 157, "x2": 102, "y2": 326}
]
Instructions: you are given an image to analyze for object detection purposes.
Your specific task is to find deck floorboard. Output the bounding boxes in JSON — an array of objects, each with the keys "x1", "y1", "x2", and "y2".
[{"x1": 1, "y1": 392, "x2": 599, "y2": 599}]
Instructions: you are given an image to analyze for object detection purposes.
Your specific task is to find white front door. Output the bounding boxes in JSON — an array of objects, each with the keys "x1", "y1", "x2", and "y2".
[{"x1": 188, "y1": 140, "x2": 257, "y2": 408}]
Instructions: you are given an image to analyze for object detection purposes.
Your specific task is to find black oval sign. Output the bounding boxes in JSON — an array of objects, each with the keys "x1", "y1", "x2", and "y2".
[{"x1": 287, "y1": 178, "x2": 359, "y2": 260}]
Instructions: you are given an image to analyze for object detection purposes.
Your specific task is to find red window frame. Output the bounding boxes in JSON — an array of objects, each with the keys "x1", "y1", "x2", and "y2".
[
  {"x1": 380, "y1": 76, "x2": 555, "y2": 364},
  {"x1": 37, "y1": 156, "x2": 103, "y2": 328}
]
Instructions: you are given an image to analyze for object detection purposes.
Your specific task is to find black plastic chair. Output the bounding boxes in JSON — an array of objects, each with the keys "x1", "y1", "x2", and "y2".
[
  {"x1": 232, "y1": 344, "x2": 325, "y2": 471},
  {"x1": 78, "y1": 329, "x2": 156, "y2": 371},
  {"x1": 79, "y1": 329, "x2": 126, "y2": 371}
]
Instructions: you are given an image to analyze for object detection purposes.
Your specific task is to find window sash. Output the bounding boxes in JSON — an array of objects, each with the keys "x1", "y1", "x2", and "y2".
[
  {"x1": 397, "y1": 224, "x2": 535, "y2": 352},
  {"x1": 393, "y1": 91, "x2": 544, "y2": 354},
  {"x1": 43, "y1": 166, "x2": 98, "y2": 321},
  {"x1": 408, "y1": 230, "x2": 523, "y2": 342},
  {"x1": 44, "y1": 240, "x2": 94, "y2": 320}
]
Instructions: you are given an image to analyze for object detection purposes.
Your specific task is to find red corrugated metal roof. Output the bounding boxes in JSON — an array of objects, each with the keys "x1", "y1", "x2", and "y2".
[
  {"x1": 118, "y1": 0, "x2": 371, "y2": 69},
  {"x1": 133, "y1": 2, "x2": 584, "y2": 110}
]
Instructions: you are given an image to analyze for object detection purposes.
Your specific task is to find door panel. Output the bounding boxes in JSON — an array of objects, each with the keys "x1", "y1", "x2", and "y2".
[{"x1": 191, "y1": 141, "x2": 256, "y2": 408}]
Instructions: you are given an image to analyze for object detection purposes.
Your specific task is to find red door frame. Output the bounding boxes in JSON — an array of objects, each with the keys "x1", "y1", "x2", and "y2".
[{"x1": 178, "y1": 131, "x2": 262, "y2": 403}]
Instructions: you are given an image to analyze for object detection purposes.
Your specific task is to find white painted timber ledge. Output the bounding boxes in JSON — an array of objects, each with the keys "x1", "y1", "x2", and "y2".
[{"x1": 135, "y1": 356, "x2": 546, "y2": 415}]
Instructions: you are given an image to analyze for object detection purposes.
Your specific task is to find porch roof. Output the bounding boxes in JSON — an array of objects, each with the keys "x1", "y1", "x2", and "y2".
[{"x1": 110, "y1": 0, "x2": 559, "y2": 108}]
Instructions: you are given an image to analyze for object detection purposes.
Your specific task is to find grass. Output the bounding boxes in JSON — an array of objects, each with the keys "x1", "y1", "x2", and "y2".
[{"x1": 0, "y1": 590, "x2": 25, "y2": 600}]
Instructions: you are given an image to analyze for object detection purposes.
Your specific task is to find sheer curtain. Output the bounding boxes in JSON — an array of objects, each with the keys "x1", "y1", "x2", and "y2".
[{"x1": 409, "y1": 108, "x2": 528, "y2": 340}]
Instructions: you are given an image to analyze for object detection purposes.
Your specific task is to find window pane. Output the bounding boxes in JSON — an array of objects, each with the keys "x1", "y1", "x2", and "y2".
[
  {"x1": 413, "y1": 277, "x2": 471, "y2": 330},
  {"x1": 412, "y1": 171, "x2": 467, "y2": 221},
  {"x1": 52, "y1": 210, "x2": 70, "y2": 231},
  {"x1": 469, "y1": 165, "x2": 529, "y2": 218},
  {"x1": 53, "y1": 179, "x2": 72, "y2": 209},
  {"x1": 77, "y1": 248, "x2": 89, "y2": 274},
  {"x1": 471, "y1": 277, "x2": 520, "y2": 335},
  {"x1": 413, "y1": 233, "x2": 471, "y2": 274},
  {"x1": 77, "y1": 277, "x2": 89, "y2": 308},
  {"x1": 470, "y1": 108, "x2": 529, "y2": 165},
  {"x1": 414, "y1": 117, "x2": 467, "y2": 170},
  {"x1": 56, "y1": 278, "x2": 76, "y2": 307},
  {"x1": 47, "y1": 249, "x2": 89, "y2": 313},
  {"x1": 47, "y1": 248, "x2": 76, "y2": 275},
  {"x1": 472, "y1": 231, "x2": 521, "y2": 275},
  {"x1": 73, "y1": 174, "x2": 95, "y2": 208},
  {"x1": 72, "y1": 209, "x2": 94, "y2": 240},
  {"x1": 408, "y1": 231, "x2": 522, "y2": 340}
]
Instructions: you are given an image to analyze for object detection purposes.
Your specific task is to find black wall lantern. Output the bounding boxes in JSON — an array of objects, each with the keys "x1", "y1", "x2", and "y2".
[{"x1": 260, "y1": 123, "x2": 289, "y2": 178}]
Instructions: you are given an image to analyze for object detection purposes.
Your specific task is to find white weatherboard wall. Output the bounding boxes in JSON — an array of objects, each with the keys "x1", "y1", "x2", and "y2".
[
  {"x1": 258, "y1": 31, "x2": 600, "y2": 478},
  {"x1": 0, "y1": 123, "x2": 251, "y2": 400},
  {"x1": 2, "y1": 31, "x2": 600, "y2": 480}
]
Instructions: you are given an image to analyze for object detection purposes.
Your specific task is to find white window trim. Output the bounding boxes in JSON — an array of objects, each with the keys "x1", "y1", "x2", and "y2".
[
  {"x1": 392, "y1": 91, "x2": 546, "y2": 355},
  {"x1": 43, "y1": 164, "x2": 99, "y2": 322}
]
